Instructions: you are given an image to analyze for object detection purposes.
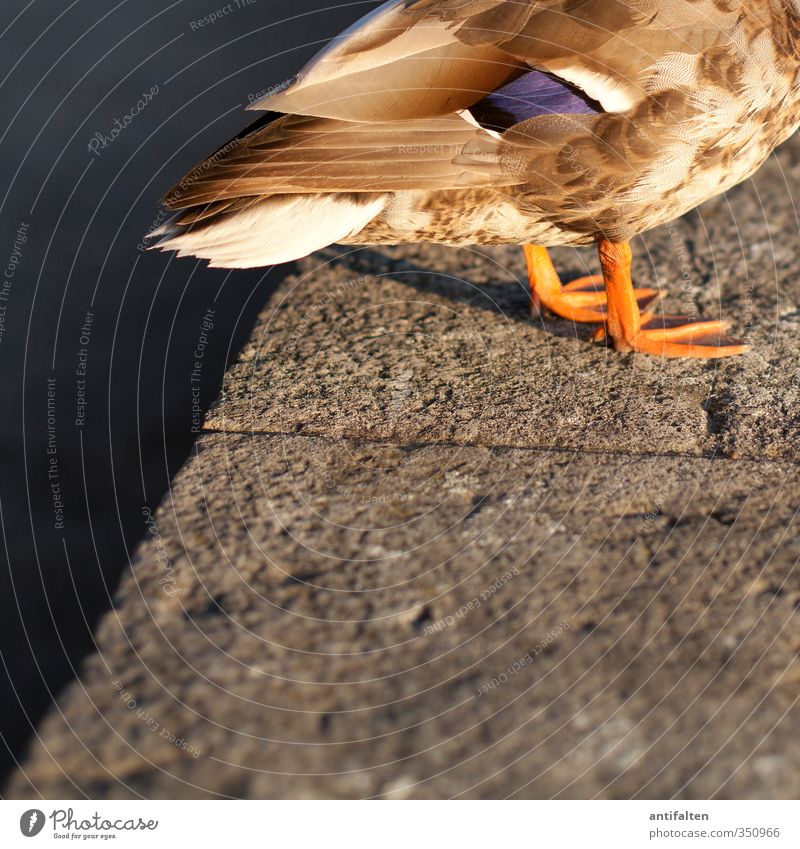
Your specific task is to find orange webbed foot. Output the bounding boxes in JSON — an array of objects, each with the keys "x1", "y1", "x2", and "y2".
[
  {"x1": 593, "y1": 240, "x2": 749, "y2": 359},
  {"x1": 523, "y1": 246, "x2": 660, "y2": 324}
]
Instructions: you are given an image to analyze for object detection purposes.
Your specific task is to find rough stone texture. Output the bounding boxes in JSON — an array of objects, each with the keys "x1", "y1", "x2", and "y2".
[{"x1": 6, "y1": 139, "x2": 800, "y2": 799}]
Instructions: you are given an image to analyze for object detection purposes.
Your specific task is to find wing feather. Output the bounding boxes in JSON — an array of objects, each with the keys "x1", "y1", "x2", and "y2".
[
  {"x1": 163, "y1": 113, "x2": 524, "y2": 209},
  {"x1": 252, "y1": 0, "x2": 523, "y2": 120}
]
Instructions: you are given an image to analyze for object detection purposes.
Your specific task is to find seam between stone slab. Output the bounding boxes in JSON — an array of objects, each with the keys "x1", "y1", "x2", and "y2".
[{"x1": 198, "y1": 426, "x2": 799, "y2": 469}]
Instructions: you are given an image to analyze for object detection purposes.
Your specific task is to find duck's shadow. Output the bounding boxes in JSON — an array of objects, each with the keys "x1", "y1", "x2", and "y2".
[{"x1": 318, "y1": 246, "x2": 601, "y2": 343}]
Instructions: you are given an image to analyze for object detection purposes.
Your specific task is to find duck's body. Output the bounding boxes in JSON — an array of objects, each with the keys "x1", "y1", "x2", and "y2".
[{"x1": 153, "y1": 0, "x2": 800, "y2": 357}]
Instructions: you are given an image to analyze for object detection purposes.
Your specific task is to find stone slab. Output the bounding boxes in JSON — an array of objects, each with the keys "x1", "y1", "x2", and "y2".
[{"x1": 7, "y1": 432, "x2": 800, "y2": 799}]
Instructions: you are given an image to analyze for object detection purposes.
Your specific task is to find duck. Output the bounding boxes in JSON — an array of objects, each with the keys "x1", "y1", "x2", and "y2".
[{"x1": 151, "y1": 0, "x2": 800, "y2": 358}]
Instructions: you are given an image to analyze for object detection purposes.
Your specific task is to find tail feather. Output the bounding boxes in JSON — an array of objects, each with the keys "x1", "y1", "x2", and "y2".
[{"x1": 148, "y1": 192, "x2": 386, "y2": 268}]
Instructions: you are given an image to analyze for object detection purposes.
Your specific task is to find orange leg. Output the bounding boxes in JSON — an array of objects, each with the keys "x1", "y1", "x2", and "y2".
[
  {"x1": 593, "y1": 239, "x2": 748, "y2": 358},
  {"x1": 523, "y1": 244, "x2": 659, "y2": 324}
]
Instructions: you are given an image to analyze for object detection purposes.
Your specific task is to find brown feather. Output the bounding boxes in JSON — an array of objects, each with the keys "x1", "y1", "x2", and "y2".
[{"x1": 163, "y1": 113, "x2": 522, "y2": 209}]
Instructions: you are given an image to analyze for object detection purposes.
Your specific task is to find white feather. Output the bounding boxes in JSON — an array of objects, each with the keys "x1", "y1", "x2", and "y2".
[
  {"x1": 546, "y1": 64, "x2": 639, "y2": 113},
  {"x1": 155, "y1": 194, "x2": 386, "y2": 268},
  {"x1": 457, "y1": 108, "x2": 502, "y2": 140}
]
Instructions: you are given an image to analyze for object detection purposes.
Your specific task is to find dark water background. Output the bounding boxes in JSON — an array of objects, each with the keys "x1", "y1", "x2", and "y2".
[{"x1": 0, "y1": 0, "x2": 360, "y2": 784}]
